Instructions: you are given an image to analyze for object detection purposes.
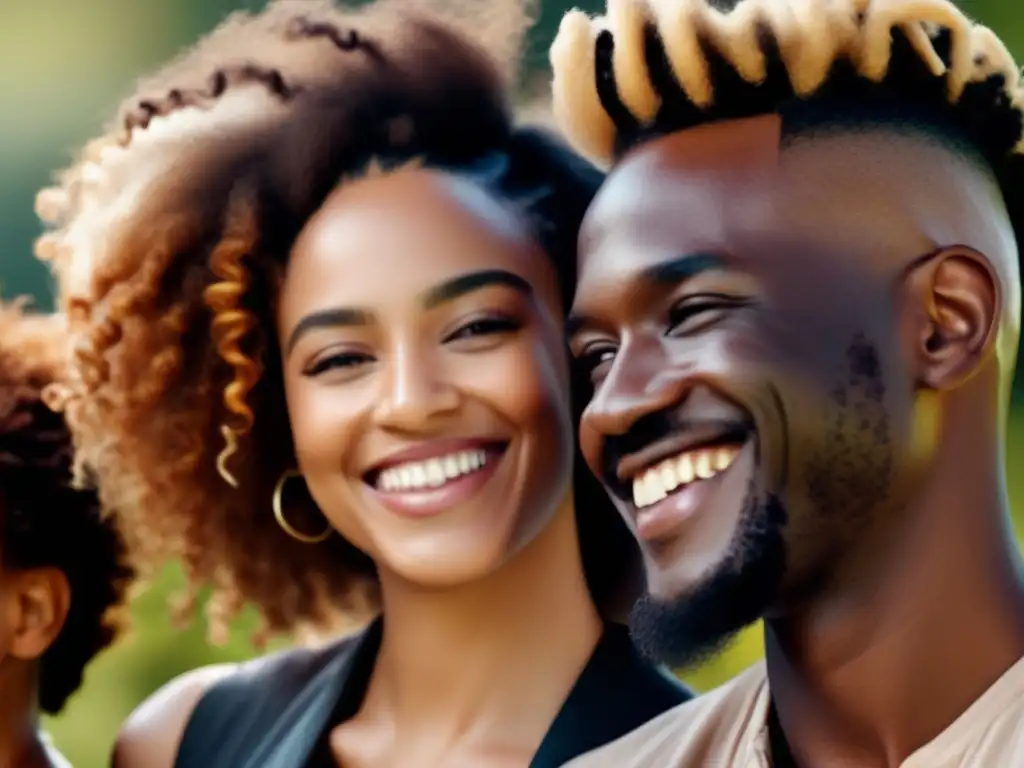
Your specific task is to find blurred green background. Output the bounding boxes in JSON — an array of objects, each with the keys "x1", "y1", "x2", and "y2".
[{"x1": 1, "y1": 0, "x2": 1021, "y2": 765}]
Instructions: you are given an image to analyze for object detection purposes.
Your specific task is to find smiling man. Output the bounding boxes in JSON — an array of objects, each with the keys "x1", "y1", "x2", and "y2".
[{"x1": 549, "y1": 0, "x2": 1024, "y2": 766}]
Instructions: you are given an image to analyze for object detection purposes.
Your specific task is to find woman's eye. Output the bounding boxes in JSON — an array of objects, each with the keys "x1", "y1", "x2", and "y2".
[
  {"x1": 444, "y1": 316, "x2": 521, "y2": 343},
  {"x1": 303, "y1": 351, "x2": 374, "y2": 377}
]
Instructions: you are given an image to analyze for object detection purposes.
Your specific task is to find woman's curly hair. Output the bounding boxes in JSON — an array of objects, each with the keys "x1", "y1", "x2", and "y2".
[
  {"x1": 36, "y1": 0, "x2": 637, "y2": 642},
  {"x1": 0, "y1": 301, "x2": 133, "y2": 713},
  {"x1": 550, "y1": 0, "x2": 1024, "y2": 243}
]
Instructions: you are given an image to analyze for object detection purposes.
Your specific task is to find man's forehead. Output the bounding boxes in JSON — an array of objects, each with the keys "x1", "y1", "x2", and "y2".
[
  {"x1": 625, "y1": 113, "x2": 784, "y2": 172},
  {"x1": 580, "y1": 116, "x2": 783, "y2": 253},
  {"x1": 578, "y1": 114, "x2": 1008, "y2": 283}
]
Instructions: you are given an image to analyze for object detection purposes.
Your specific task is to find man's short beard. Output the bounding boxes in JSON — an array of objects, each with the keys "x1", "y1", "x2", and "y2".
[
  {"x1": 628, "y1": 489, "x2": 787, "y2": 669},
  {"x1": 627, "y1": 334, "x2": 891, "y2": 669}
]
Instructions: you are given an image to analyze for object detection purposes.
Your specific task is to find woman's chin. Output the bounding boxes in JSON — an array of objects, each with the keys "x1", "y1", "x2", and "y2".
[{"x1": 377, "y1": 537, "x2": 511, "y2": 591}]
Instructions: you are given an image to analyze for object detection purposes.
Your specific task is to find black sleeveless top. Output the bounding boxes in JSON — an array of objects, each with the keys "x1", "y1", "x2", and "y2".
[{"x1": 174, "y1": 619, "x2": 690, "y2": 767}]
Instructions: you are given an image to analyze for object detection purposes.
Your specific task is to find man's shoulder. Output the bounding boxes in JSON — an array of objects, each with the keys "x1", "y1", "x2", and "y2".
[{"x1": 565, "y1": 661, "x2": 769, "y2": 767}]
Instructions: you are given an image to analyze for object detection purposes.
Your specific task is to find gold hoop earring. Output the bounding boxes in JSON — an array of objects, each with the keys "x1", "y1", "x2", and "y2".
[{"x1": 272, "y1": 470, "x2": 332, "y2": 544}]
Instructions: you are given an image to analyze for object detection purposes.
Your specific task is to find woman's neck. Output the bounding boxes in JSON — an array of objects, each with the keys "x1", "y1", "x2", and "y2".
[{"x1": 358, "y1": 499, "x2": 603, "y2": 759}]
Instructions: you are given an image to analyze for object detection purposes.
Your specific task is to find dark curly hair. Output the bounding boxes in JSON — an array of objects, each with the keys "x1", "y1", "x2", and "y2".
[
  {"x1": 550, "y1": 0, "x2": 1024, "y2": 246},
  {"x1": 35, "y1": 0, "x2": 637, "y2": 642},
  {"x1": 0, "y1": 301, "x2": 132, "y2": 714}
]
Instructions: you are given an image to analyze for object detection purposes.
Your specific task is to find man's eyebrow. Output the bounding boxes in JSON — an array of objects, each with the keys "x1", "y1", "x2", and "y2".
[
  {"x1": 638, "y1": 251, "x2": 726, "y2": 284},
  {"x1": 566, "y1": 252, "x2": 728, "y2": 338}
]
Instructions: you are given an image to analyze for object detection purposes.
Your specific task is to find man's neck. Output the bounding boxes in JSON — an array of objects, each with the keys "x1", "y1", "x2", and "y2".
[
  {"x1": 348, "y1": 501, "x2": 603, "y2": 761},
  {"x1": 765, "y1": 470, "x2": 1024, "y2": 768}
]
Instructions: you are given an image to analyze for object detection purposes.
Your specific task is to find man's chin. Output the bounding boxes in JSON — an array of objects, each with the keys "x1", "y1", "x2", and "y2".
[
  {"x1": 629, "y1": 589, "x2": 757, "y2": 670},
  {"x1": 627, "y1": 492, "x2": 788, "y2": 669}
]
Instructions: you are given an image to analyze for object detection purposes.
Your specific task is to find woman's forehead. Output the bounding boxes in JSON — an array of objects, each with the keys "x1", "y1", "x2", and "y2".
[{"x1": 279, "y1": 168, "x2": 559, "y2": 319}]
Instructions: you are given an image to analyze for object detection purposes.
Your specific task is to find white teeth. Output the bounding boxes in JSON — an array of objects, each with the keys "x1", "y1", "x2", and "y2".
[
  {"x1": 377, "y1": 449, "x2": 490, "y2": 492},
  {"x1": 694, "y1": 452, "x2": 714, "y2": 480},
  {"x1": 410, "y1": 464, "x2": 427, "y2": 487},
  {"x1": 425, "y1": 459, "x2": 446, "y2": 487},
  {"x1": 678, "y1": 454, "x2": 694, "y2": 485},
  {"x1": 646, "y1": 473, "x2": 667, "y2": 504},
  {"x1": 659, "y1": 463, "x2": 680, "y2": 493},
  {"x1": 714, "y1": 448, "x2": 733, "y2": 471},
  {"x1": 631, "y1": 446, "x2": 740, "y2": 510},
  {"x1": 443, "y1": 455, "x2": 460, "y2": 477}
]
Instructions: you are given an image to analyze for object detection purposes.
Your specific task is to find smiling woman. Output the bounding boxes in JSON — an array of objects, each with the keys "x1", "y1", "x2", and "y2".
[
  {"x1": 33, "y1": 0, "x2": 689, "y2": 765},
  {"x1": 275, "y1": 167, "x2": 590, "y2": 591}
]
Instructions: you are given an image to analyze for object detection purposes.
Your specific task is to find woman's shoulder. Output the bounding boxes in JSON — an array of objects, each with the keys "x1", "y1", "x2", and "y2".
[
  {"x1": 112, "y1": 662, "x2": 239, "y2": 768},
  {"x1": 112, "y1": 630, "x2": 369, "y2": 768}
]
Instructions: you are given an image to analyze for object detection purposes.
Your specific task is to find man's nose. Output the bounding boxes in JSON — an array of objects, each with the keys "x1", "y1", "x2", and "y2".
[
  {"x1": 583, "y1": 338, "x2": 692, "y2": 436},
  {"x1": 372, "y1": 344, "x2": 459, "y2": 432}
]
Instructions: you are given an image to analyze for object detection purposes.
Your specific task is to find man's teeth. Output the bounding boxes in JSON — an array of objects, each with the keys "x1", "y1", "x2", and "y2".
[
  {"x1": 377, "y1": 450, "x2": 489, "y2": 492},
  {"x1": 631, "y1": 446, "x2": 739, "y2": 509}
]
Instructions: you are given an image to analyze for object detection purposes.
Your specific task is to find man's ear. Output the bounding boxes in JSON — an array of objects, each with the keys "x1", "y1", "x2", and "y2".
[
  {"x1": 902, "y1": 247, "x2": 999, "y2": 391},
  {"x1": 6, "y1": 566, "x2": 70, "y2": 661}
]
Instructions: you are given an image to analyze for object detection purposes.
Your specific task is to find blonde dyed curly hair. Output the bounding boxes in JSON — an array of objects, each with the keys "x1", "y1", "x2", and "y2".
[
  {"x1": 549, "y1": 0, "x2": 1024, "y2": 192},
  {"x1": 35, "y1": 0, "x2": 631, "y2": 642}
]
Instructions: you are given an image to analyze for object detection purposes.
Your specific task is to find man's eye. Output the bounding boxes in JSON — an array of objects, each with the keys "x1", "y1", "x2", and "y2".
[
  {"x1": 575, "y1": 346, "x2": 616, "y2": 383},
  {"x1": 667, "y1": 296, "x2": 745, "y2": 336}
]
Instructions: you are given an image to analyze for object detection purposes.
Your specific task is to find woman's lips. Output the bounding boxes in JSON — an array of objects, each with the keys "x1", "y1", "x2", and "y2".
[{"x1": 366, "y1": 442, "x2": 508, "y2": 518}]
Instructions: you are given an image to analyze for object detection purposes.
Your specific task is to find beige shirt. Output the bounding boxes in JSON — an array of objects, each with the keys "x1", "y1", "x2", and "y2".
[{"x1": 566, "y1": 655, "x2": 1024, "y2": 767}]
